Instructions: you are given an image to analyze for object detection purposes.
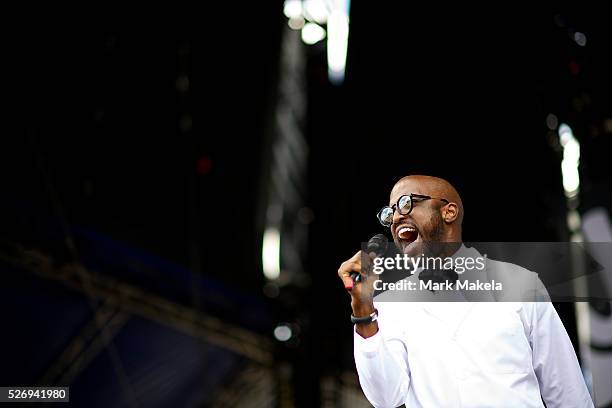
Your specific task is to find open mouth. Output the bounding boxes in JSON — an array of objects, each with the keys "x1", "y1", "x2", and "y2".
[{"x1": 397, "y1": 225, "x2": 419, "y2": 253}]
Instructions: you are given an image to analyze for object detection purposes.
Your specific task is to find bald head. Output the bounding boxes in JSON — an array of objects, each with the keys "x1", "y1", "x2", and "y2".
[
  {"x1": 392, "y1": 175, "x2": 463, "y2": 223},
  {"x1": 390, "y1": 175, "x2": 464, "y2": 243}
]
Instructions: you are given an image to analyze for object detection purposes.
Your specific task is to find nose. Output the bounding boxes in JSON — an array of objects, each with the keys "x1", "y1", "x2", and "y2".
[{"x1": 391, "y1": 209, "x2": 409, "y2": 227}]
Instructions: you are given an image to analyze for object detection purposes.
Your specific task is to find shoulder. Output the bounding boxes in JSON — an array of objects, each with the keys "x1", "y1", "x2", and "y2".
[
  {"x1": 486, "y1": 257, "x2": 539, "y2": 279},
  {"x1": 486, "y1": 258, "x2": 549, "y2": 301}
]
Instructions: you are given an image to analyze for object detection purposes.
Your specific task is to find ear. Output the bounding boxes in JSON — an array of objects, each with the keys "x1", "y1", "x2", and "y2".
[{"x1": 442, "y1": 203, "x2": 459, "y2": 224}]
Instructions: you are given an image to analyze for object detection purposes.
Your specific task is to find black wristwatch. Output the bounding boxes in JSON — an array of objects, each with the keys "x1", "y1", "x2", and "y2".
[{"x1": 351, "y1": 308, "x2": 378, "y2": 325}]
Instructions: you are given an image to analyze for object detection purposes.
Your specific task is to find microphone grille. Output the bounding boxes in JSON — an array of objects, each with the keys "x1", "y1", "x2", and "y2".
[{"x1": 366, "y1": 234, "x2": 388, "y2": 256}]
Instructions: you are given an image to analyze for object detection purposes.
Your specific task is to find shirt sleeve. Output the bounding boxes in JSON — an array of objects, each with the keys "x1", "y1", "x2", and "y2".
[
  {"x1": 353, "y1": 304, "x2": 410, "y2": 408},
  {"x1": 529, "y1": 301, "x2": 594, "y2": 408}
]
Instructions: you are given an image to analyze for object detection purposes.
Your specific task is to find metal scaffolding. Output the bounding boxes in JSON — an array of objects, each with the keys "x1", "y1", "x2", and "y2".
[{"x1": 1, "y1": 243, "x2": 274, "y2": 370}]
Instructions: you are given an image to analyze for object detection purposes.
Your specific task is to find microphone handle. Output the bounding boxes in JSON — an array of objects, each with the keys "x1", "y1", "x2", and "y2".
[{"x1": 346, "y1": 234, "x2": 387, "y2": 289}]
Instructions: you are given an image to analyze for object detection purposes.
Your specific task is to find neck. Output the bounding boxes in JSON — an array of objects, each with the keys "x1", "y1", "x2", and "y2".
[{"x1": 435, "y1": 230, "x2": 462, "y2": 258}]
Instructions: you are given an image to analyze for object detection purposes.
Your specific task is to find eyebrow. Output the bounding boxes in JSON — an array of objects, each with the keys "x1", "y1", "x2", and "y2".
[{"x1": 389, "y1": 192, "x2": 426, "y2": 205}]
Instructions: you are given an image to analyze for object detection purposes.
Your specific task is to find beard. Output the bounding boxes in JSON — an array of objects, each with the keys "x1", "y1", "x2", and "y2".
[
  {"x1": 423, "y1": 211, "x2": 445, "y2": 241},
  {"x1": 419, "y1": 211, "x2": 446, "y2": 257},
  {"x1": 394, "y1": 211, "x2": 446, "y2": 258}
]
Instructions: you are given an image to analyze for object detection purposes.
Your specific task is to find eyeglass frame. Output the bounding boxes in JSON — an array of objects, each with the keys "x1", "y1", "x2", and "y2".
[{"x1": 377, "y1": 193, "x2": 450, "y2": 227}]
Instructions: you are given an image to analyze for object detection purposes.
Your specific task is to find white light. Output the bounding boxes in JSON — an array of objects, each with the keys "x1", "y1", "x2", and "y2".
[
  {"x1": 558, "y1": 123, "x2": 573, "y2": 147},
  {"x1": 301, "y1": 22, "x2": 326, "y2": 45},
  {"x1": 561, "y1": 159, "x2": 580, "y2": 194},
  {"x1": 304, "y1": 0, "x2": 329, "y2": 24},
  {"x1": 262, "y1": 228, "x2": 281, "y2": 280},
  {"x1": 274, "y1": 324, "x2": 292, "y2": 342},
  {"x1": 327, "y1": 9, "x2": 349, "y2": 84},
  {"x1": 283, "y1": 0, "x2": 303, "y2": 19},
  {"x1": 563, "y1": 138, "x2": 580, "y2": 163},
  {"x1": 574, "y1": 32, "x2": 587, "y2": 47},
  {"x1": 558, "y1": 123, "x2": 580, "y2": 195},
  {"x1": 567, "y1": 209, "x2": 581, "y2": 232}
]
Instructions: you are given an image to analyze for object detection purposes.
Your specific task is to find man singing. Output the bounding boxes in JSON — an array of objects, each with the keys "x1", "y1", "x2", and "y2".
[{"x1": 337, "y1": 175, "x2": 593, "y2": 407}]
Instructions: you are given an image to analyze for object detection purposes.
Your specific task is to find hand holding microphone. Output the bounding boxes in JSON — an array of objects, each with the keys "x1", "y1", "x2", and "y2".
[
  {"x1": 337, "y1": 234, "x2": 388, "y2": 291},
  {"x1": 350, "y1": 234, "x2": 388, "y2": 285},
  {"x1": 337, "y1": 234, "x2": 388, "y2": 337}
]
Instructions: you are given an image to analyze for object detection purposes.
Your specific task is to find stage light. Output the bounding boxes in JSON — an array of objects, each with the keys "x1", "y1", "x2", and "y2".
[
  {"x1": 327, "y1": 7, "x2": 349, "y2": 84},
  {"x1": 281, "y1": 0, "x2": 351, "y2": 84},
  {"x1": 561, "y1": 147, "x2": 580, "y2": 194},
  {"x1": 304, "y1": 0, "x2": 329, "y2": 24},
  {"x1": 302, "y1": 22, "x2": 326, "y2": 45},
  {"x1": 564, "y1": 138, "x2": 580, "y2": 163},
  {"x1": 274, "y1": 324, "x2": 292, "y2": 342},
  {"x1": 559, "y1": 123, "x2": 573, "y2": 147},
  {"x1": 283, "y1": 0, "x2": 302, "y2": 19},
  {"x1": 262, "y1": 228, "x2": 281, "y2": 280},
  {"x1": 574, "y1": 32, "x2": 587, "y2": 47},
  {"x1": 567, "y1": 210, "x2": 581, "y2": 232},
  {"x1": 558, "y1": 123, "x2": 580, "y2": 197}
]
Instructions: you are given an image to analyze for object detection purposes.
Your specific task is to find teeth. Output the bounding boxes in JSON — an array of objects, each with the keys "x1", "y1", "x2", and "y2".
[{"x1": 398, "y1": 226, "x2": 416, "y2": 236}]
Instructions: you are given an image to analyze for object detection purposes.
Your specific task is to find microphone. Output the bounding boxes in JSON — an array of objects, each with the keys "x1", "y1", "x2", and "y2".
[{"x1": 347, "y1": 234, "x2": 388, "y2": 289}]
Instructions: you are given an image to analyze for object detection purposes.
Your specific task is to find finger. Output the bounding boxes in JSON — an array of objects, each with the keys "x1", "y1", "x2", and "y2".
[
  {"x1": 339, "y1": 250, "x2": 364, "y2": 291},
  {"x1": 338, "y1": 269, "x2": 356, "y2": 290},
  {"x1": 338, "y1": 264, "x2": 358, "y2": 278},
  {"x1": 343, "y1": 276, "x2": 354, "y2": 291}
]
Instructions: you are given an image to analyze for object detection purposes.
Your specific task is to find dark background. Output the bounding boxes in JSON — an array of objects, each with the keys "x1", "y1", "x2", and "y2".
[{"x1": 1, "y1": 5, "x2": 611, "y2": 407}]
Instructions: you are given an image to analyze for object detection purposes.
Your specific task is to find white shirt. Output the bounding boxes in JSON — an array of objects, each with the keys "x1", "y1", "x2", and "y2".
[{"x1": 354, "y1": 248, "x2": 594, "y2": 407}]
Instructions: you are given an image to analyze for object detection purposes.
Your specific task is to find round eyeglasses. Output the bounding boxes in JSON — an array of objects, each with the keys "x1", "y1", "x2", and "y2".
[{"x1": 377, "y1": 193, "x2": 449, "y2": 227}]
